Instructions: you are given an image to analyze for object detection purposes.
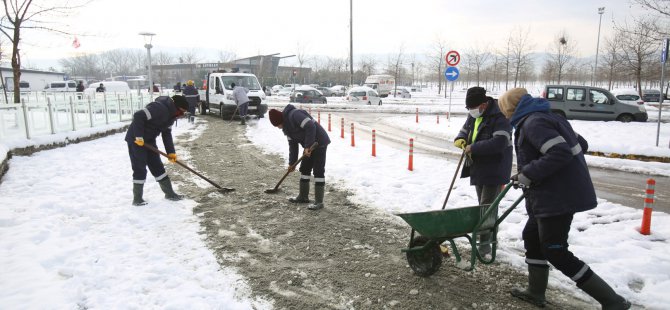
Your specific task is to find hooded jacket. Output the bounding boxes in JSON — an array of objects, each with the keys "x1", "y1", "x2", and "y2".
[
  {"x1": 182, "y1": 85, "x2": 200, "y2": 105},
  {"x1": 232, "y1": 86, "x2": 250, "y2": 106},
  {"x1": 124, "y1": 96, "x2": 178, "y2": 154},
  {"x1": 455, "y1": 97, "x2": 513, "y2": 185},
  {"x1": 510, "y1": 94, "x2": 596, "y2": 217},
  {"x1": 281, "y1": 104, "x2": 331, "y2": 165}
]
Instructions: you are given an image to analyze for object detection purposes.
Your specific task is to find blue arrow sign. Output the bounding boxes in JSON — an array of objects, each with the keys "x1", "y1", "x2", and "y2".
[{"x1": 444, "y1": 66, "x2": 459, "y2": 81}]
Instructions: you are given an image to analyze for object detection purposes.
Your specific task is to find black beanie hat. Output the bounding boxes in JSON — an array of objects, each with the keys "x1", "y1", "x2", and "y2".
[
  {"x1": 171, "y1": 95, "x2": 189, "y2": 110},
  {"x1": 465, "y1": 87, "x2": 487, "y2": 109}
]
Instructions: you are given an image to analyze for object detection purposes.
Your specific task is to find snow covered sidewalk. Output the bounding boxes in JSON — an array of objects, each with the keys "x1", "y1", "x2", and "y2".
[{"x1": 0, "y1": 123, "x2": 270, "y2": 309}]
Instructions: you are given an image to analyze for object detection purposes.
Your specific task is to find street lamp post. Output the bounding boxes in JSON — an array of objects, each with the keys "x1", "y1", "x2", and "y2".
[
  {"x1": 139, "y1": 32, "x2": 156, "y2": 98},
  {"x1": 592, "y1": 7, "x2": 605, "y2": 86}
]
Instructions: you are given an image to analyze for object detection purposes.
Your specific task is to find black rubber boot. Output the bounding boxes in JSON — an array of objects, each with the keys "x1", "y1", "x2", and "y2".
[
  {"x1": 158, "y1": 177, "x2": 183, "y2": 201},
  {"x1": 478, "y1": 232, "x2": 492, "y2": 256},
  {"x1": 308, "y1": 183, "x2": 325, "y2": 210},
  {"x1": 289, "y1": 180, "x2": 310, "y2": 203},
  {"x1": 578, "y1": 273, "x2": 631, "y2": 310},
  {"x1": 132, "y1": 183, "x2": 148, "y2": 206},
  {"x1": 511, "y1": 265, "x2": 549, "y2": 307},
  {"x1": 240, "y1": 117, "x2": 246, "y2": 125}
]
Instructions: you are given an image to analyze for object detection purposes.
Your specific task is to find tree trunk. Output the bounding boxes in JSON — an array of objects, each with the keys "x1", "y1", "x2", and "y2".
[{"x1": 12, "y1": 27, "x2": 22, "y2": 104}]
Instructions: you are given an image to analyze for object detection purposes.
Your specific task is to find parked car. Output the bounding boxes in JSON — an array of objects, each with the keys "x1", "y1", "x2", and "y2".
[
  {"x1": 83, "y1": 81, "x2": 131, "y2": 96},
  {"x1": 612, "y1": 89, "x2": 645, "y2": 106},
  {"x1": 271, "y1": 85, "x2": 284, "y2": 95},
  {"x1": 641, "y1": 89, "x2": 666, "y2": 103},
  {"x1": 276, "y1": 88, "x2": 293, "y2": 97},
  {"x1": 290, "y1": 86, "x2": 328, "y2": 104},
  {"x1": 330, "y1": 85, "x2": 346, "y2": 96},
  {"x1": 1, "y1": 81, "x2": 30, "y2": 92},
  {"x1": 390, "y1": 88, "x2": 411, "y2": 98},
  {"x1": 346, "y1": 86, "x2": 382, "y2": 105},
  {"x1": 316, "y1": 87, "x2": 334, "y2": 97},
  {"x1": 542, "y1": 85, "x2": 647, "y2": 122},
  {"x1": 44, "y1": 80, "x2": 78, "y2": 92}
]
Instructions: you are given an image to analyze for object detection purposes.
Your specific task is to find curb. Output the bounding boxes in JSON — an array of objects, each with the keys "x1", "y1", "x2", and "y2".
[{"x1": 587, "y1": 151, "x2": 670, "y2": 163}]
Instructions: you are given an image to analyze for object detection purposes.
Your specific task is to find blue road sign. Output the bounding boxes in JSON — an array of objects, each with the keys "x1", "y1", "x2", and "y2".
[
  {"x1": 444, "y1": 66, "x2": 460, "y2": 81},
  {"x1": 662, "y1": 38, "x2": 669, "y2": 63}
]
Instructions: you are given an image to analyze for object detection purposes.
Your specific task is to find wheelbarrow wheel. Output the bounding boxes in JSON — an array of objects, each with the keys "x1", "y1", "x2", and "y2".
[{"x1": 406, "y1": 236, "x2": 442, "y2": 277}]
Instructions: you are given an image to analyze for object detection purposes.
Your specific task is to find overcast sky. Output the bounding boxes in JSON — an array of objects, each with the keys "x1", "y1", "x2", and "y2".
[{"x1": 15, "y1": 0, "x2": 652, "y2": 68}]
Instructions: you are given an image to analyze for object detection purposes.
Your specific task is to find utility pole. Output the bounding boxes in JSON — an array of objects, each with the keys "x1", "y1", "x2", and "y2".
[
  {"x1": 349, "y1": 0, "x2": 354, "y2": 87},
  {"x1": 592, "y1": 7, "x2": 605, "y2": 86}
]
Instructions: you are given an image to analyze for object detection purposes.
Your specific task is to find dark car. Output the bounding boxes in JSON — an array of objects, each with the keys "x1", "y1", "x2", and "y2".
[
  {"x1": 289, "y1": 87, "x2": 328, "y2": 104},
  {"x1": 316, "y1": 87, "x2": 334, "y2": 97},
  {"x1": 641, "y1": 89, "x2": 666, "y2": 103}
]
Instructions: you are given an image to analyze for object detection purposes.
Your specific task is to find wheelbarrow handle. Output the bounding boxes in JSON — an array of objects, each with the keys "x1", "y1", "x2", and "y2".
[
  {"x1": 473, "y1": 183, "x2": 525, "y2": 233},
  {"x1": 143, "y1": 143, "x2": 224, "y2": 189}
]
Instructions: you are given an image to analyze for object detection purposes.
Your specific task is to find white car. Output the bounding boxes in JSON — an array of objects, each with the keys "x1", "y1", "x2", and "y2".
[
  {"x1": 271, "y1": 85, "x2": 284, "y2": 94},
  {"x1": 83, "y1": 81, "x2": 131, "y2": 96},
  {"x1": 276, "y1": 88, "x2": 294, "y2": 97},
  {"x1": 346, "y1": 86, "x2": 382, "y2": 105},
  {"x1": 330, "y1": 85, "x2": 346, "y2": 96},
  {"x1": 390, "y1": 88, "x2": 411, "y2": 98},
  {"x1": 612, "y1": 89, "x2": 645, "y2": 106}
]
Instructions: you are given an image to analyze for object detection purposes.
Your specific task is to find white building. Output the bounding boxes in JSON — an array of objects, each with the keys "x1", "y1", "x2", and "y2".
[{"x1": 0, "y1": 67, "x2": 66, "y2": 91}]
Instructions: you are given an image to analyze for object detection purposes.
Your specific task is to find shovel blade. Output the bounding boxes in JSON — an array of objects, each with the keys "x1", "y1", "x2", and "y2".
[{"x1": 264, "y1": 188, "x2": 281, "y2": 194}]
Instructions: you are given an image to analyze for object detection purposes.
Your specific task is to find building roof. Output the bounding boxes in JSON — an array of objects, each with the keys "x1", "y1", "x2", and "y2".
[{"x1": 0, "y1": 67, "x2": 64, "y2": 75}]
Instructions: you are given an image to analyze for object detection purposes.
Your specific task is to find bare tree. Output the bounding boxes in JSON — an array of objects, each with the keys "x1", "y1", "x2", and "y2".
[
  {"x1": 388, "y1": 44, "x2": 405, "y2": 96},
  {"x1": 59, "y1": 53, "x2": 100, "y2": 80},
  {"x1": 178, "y1": 49, "x2": 201, "y2": 64},
  {"x1": 0, "y1": 0, "x2": 88, "y2": 103},
  {"x1": 100, "y1": 49, "x2": 135, "y2": 77},
  {"x1": 217, "y1": 50, "x2": 236, "y2": 63},
  {"x1": 633, "y1": 0, "x2": 670, "y2": 38},
  {"x1": 508, "y1": 27, "x2": 534, "y2": 88},
  {"x1": 465, "y1": 45, "x2": 491, "y2": 86},
  {"x1": 152, "y1": 51, "x2": 174, "y2": 85},
  {"x1": 546, "y1": 31, "x2": 577, "y2": 84},
  {"x1": 617, "y1": 18, "x2": 659, "y2": 96},
  {"x1": 600, "y1": 36, "x2": 621, "y2": 90},
  {"x1": 358, "y1": 55, "x2": 377, "y2": 76},
  {"x1": 426, "y1": 36, "x2": 448, "y2": 94}
]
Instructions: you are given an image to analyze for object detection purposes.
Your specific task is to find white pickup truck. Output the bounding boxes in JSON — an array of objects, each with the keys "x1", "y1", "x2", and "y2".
[{"x1": 199, "y1": 72, "x2": 268, "y2": 119}]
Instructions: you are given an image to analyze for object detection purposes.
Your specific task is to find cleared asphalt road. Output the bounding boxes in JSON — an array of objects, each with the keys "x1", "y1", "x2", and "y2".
[{"x1": 330, "y1": 110, "x2": 668, "y2": 213}]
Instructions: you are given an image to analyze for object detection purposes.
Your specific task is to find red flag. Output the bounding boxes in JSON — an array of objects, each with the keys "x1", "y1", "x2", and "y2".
[{"x1": 72, "y1": 37, "x2": 80, "y2": 48}]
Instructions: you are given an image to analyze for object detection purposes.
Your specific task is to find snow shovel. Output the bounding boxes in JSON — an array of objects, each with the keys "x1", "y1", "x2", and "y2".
[
  {"x1": 264, "y1": 142, "x2": 319, "y2": 194},
  {"x1": 143, "y1": 144, "x2": 235, "y2": 193}
]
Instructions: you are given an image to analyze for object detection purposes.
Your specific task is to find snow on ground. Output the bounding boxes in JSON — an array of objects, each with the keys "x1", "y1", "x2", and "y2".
[
  {"x1": 1, "y1": 86, "x2": 669, "y2": 309},
  {"x1": 0, "y1": 121, "x2": 271, "y2": 309},
  {"x1": 247, "y1": 110, "x2": 670, "y2": 309}
]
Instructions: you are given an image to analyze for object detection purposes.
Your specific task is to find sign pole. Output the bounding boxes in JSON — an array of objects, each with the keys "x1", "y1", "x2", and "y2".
[
  {"x1": 448, "y1": 82, "x2": 454, "y2": 121},
  {"x1": 657, "y1": 38, "x2": 669, "y2": 147}
]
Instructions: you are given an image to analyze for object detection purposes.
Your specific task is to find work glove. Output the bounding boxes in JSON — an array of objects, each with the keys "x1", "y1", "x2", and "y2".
[
  {"x1": 134, "y1": 137, "x2": 144, "y2": 147},
  {"x1": 454, "y1": 138, "x2": 466, "y2": 150},
  {"x1": 167, "y1": 153, "x2": 177, "y2": 163},
  {"x1": 511, "y1": 173, "x2": 532, "y2": 189}
]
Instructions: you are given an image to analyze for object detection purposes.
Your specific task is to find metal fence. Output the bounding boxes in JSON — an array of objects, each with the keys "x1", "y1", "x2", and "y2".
[{"x1": 0, "y1": 92, "x2": 158, "y2": 141}]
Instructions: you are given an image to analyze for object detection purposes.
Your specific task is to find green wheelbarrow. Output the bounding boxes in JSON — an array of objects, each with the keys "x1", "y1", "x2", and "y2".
[{"x1": 396, "y1": 183, "x2": 525, "y2": 277}]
